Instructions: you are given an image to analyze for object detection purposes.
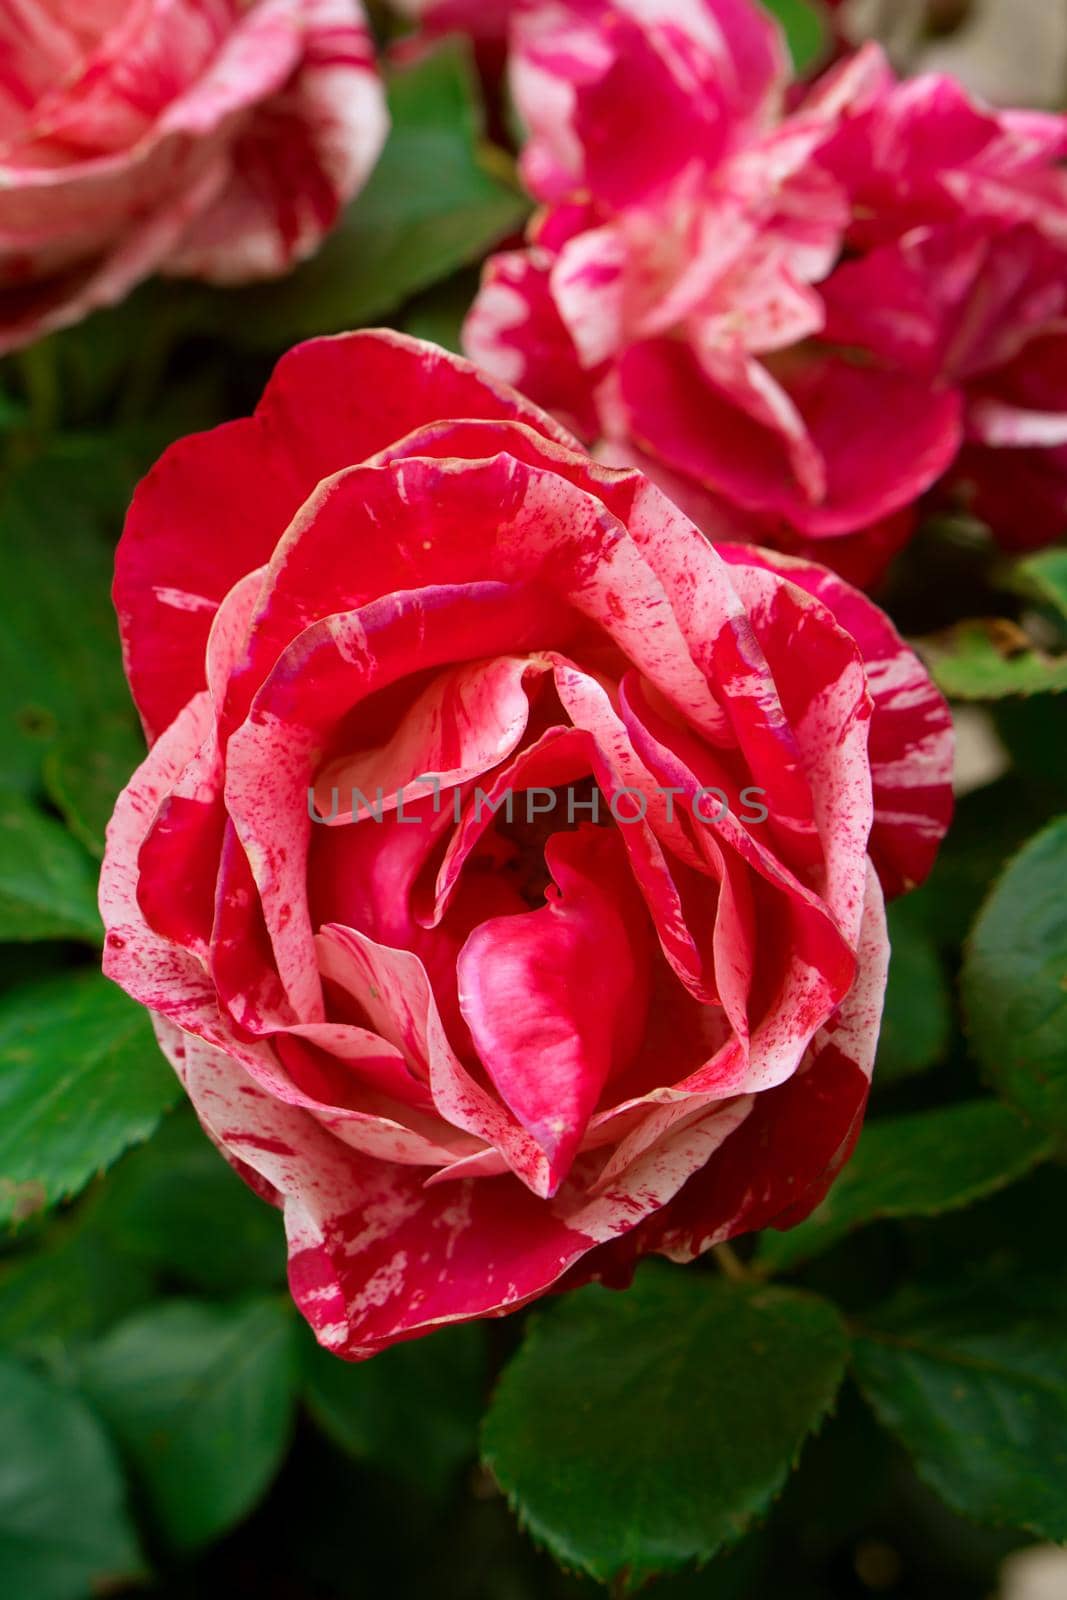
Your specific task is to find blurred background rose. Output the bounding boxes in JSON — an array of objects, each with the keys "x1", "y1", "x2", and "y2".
[{"x1": 0, "y1": 0, "x2": 388, "y2": 354}]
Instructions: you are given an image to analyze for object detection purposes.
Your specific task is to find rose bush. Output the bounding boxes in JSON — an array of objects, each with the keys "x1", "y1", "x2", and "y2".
[
  {"x1": 0, "y1": 0, "x2": 387, "y2": 354},
  {"x1": 463, "y1": 0, "x2": 1067, "y2": 583},
  {"x1": 101, "y1": 330, "x2": 953, "y2": 1358}
]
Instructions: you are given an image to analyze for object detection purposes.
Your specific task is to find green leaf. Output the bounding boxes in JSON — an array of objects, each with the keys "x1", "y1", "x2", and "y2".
[
  {"x1": 79, "y1": 1297, "x2": 298, "y2": 1550},
  {"x1": 962, "y1": 816, "x2": 1067, "y2": 1135},
  {"x1": 215, "y1": 41, "x2": 529, "y2": 347},
  {"x1": 0, "y1": 1212, "x2": 154, "y2": 1367},
  {"x1": 0, "y1": 972, "x2": 178, "y2": 1227},
  {"x1": 43, "y1": 713, "x2": 145, "y2": 861},
  {"x1": 917, "y1": 618, "x2": 1067, "y2": 699},
  {"x1": 0, "y1": 790, "x2": 101, "y2": 943},
  {"x1": 95, "y1": 1105, "x2": 286, "y2": 1294},
  {"x1": 1012, "y1": 547, "x2": 1067, "y2": 621},
  {"x1": 0, "y1": 1354, "x2": 142, "y2": 1600},
  {"x1": 756, "y1": 1102, "x2": 1053, "y2": 1274},
  {"x1": 915, "y1": 548, "x2": 1067, "y2": 703},
  {"x1": 302, "y1": 1320, "x2": 487, "y2": 1497},
  {"x1": 0, "y1": 454, "x2": 144, "y2": 809},
  {"x1": 761, "y1": 0, "x2": 830, "y2": 71},
  {"x1": 482, "y1": 1267, "x2": 848, "y2": 1588},
  {"x1": 853, "y1": 1273, "x2": 1067, "y2": 1540},
  {"x1": 875, "y1": 898, "x2": 951, "y2": 1084}
]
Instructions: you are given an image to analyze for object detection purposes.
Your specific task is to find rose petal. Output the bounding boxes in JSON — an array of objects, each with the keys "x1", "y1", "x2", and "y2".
[
  {"x1": 116, "y1": 331, "x2": 573, "y2": 740},
  {"x1": 619, "y1": 338, "x2": 964, "y2": 537},
  {"x1": 718, "y1": 544, "x2": 955, "y2": 896},
  {"x1": 458, "y1": 828, "x2": 652, "y2": 1190}
]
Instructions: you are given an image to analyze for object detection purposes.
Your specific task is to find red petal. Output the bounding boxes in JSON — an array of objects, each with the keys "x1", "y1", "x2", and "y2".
[
  {"x1": 115, "y1": 332, "x2": 570, "y2": 739},
  {"x1": 718, "y1": 544, "x2": 955, "y2": 896},
  {"x1": 619, "y1": 338, "x2": 964, "y2": 537},
  {"x1": 457, "y1": 829, "x2": 651, "y2": 1190}
]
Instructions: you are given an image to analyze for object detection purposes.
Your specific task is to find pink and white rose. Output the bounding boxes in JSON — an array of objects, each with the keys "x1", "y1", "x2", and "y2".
[
  {"x1": 464, "y1": 0, "x2": 1067, "y2": 579},
  {"x1": 101, "y1": 331, "x2": 952, "y2": 1357},
  {"x1": 0, "y1": 0, "x2": 387, "y2": 353}
]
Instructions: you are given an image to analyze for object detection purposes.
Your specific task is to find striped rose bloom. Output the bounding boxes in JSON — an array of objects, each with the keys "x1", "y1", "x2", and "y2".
[
  {"x1": 100, "y1": 331, "x2": 953, "y2": 1357},
  {"x1": 0, "y1": 0, "x2": 387, "y2": 353}
]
